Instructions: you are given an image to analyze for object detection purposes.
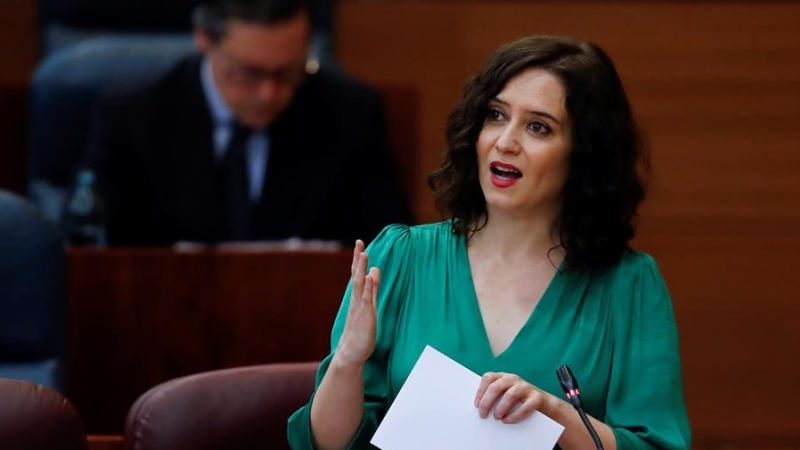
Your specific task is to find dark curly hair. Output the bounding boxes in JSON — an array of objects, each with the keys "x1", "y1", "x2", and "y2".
[{"x1": 428, "y1": 36, "x2": 648, "y2": 273}]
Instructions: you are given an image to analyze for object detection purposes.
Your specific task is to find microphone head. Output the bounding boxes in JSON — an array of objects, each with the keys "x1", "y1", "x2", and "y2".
[{"x1": 556, "y1": 364, "x2": 578, "y2": 393}]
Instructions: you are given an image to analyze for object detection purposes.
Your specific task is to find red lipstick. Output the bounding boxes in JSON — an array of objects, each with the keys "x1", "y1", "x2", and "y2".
[{"x1": 489, "y1": 161, "x2": 522, "y2": 188}]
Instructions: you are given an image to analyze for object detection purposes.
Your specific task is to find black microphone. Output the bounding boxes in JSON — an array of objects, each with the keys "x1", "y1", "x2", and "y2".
[{"x1": 556, "y1": 364, "x2": 604, "y2": 450}]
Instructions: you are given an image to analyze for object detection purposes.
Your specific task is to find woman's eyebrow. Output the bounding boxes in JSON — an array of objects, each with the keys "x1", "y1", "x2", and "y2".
[{"x1": 490, "y1": 97, "x2": 561, "y2": 125}]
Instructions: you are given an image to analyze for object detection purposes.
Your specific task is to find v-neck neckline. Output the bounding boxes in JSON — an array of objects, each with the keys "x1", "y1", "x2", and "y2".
[{"x1": 457, "y1": 233, "x2": 564, "y2": 360}]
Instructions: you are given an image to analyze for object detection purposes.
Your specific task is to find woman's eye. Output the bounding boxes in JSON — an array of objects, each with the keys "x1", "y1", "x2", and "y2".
[
  {"x1": 486, "y1": 108, "x2": 504, "y2": 121},
  {"x1": 528, "y1": 121, "x2": 551, "y2": 135}
]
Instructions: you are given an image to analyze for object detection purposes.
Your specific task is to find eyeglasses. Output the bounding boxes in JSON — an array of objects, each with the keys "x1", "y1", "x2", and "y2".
[{"x1": 212, "y1": 48, "x2": 307, "y2": 89}]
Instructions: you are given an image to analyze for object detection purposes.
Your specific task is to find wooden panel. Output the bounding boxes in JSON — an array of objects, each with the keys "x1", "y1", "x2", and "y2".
[
  {"x1": 0, "y1": 0, "x2": 37, "y2": 193},
  {"x1": 212, "y1": 249, "x2": 350, "y2": 367},
  {"x1": 637, "y1": 235, "x2": 800, "y2": 446},
  {"x1": 68, "y1": 249, "x2": 217, "y2": 433},
  {"x1": 381, "y1": 85, "x2": 420, "y2": 207},
  {"x1": 0, "y1": 0, "x2": 38, "y2": 84},
  {"x1": 87, "y1": 435, "x2": 124, "y2": 450},
  {"x1": 336, "y1": 2, "x2": 800, "y2": 448},
  {"x1": 47, "y1": 2, "x2": 800, "y2": 446},
  {"x1": 337, "y1": 2, "x2": 800, "y2": 225},
  {"x1": 67, "y1": 248, "x2": 351, "y2": 433}
]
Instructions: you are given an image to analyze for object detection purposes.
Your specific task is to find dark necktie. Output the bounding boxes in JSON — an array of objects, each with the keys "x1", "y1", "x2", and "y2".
[{"x1": 221, "y1": 122, "x2": 252, "y2": 241}]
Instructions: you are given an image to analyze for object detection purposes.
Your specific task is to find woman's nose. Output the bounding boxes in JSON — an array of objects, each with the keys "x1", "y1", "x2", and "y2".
[{"x1": 494, "y1": 124, "x2": 522, "y2": 154}]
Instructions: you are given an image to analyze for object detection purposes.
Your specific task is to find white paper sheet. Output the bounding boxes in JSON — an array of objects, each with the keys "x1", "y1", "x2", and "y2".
[{"x1": 371, "y1": 345, "x2": 565, "y2": 450}]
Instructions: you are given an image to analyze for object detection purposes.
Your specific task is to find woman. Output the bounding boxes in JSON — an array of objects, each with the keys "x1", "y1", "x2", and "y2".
[{"x1": 287, "y1": 36, "x2": 691, "y2": 450}]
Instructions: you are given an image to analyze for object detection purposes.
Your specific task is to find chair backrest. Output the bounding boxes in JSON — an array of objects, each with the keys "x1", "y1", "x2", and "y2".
[
  {"x1": 124, "y1": 361, "x2": 319, "y2": 450},
  {"x1": 0, "y1": 378, "x2": 89, "y2": 450},
  {"x1": 37, "y1": 0, "x2": 202, "y2": 57},
  {"x1": 29, "y1": 35, "x2": 197, "y2": 222},
  {"x1": 0, "y1": 189, "x2": 66, "y2": 391}
]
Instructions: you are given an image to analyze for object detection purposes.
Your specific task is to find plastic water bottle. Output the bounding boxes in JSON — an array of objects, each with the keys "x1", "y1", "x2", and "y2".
[{"x1": 64, "y1": 170, "x2": 107, "y2": 247}]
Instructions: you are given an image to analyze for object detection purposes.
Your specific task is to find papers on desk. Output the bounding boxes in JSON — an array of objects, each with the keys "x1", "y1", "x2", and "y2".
[{"x1": 371, "y1": 346, "x2": 564, "y2": 450}]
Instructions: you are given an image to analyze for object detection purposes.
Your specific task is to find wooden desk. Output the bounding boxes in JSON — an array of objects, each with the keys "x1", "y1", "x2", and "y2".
[
  {"x1": 68, "y1": 235, "x2": 800, "y2": 448},
  {"x1": 87, "y1": 435, "x2": 124, "y2": 450},
  {"x1": 68, "y1": 247, "x2": 351, "y2": 433}
]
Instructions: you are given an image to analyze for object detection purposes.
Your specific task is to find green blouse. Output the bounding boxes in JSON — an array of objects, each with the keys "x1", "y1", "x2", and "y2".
[{"x1": 288, "y1": 222, "x2": 691, "y2": 449}]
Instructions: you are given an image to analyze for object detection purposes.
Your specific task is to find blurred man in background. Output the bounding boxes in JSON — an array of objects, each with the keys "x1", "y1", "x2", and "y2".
[{"x1": 87, "y1": 0, "x2": 411, "y2": 246}]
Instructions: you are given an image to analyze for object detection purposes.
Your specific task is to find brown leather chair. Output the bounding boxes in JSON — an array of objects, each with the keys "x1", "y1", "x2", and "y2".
[
  {"x1": 124, "y1": 362, "x2": 318, "y2": 450},
  {"x1": 0, "y1": 378, "x2": 89, "y2": 450}
]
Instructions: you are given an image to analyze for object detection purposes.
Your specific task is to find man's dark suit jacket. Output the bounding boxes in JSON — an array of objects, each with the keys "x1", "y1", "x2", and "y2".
[{"x1": 87, "y1": 54, "x2": 412, "y2": 246}]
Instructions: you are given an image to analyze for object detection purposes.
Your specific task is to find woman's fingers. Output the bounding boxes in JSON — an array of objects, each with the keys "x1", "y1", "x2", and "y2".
[
  {"x1": 350, "y1": 240, "x2": 364, "y2": 277},
  {"x1": 501, "y1": 396, "x2": 541, "y2": 424},
  {"x1": 335, "y1": 241, "x2": 380, "y2": 367},
  {"x1": 492, "y1": 382, "x2": 538, "y2": 420},
  {"x1": 475, "y1": 372, "x2": 508, "y2": 417},
  {"x1": 475, "y1": 373, "x2": 542, "y2": 422},
  {"x1": 474, "y1": 372, "x2": 501, "y2": 408},
  {"x1": 350, "y1": 241, "x2": 359, "y2": 276},
  {"x1": 367, "y1": 267, "x2": 381, "y2": 306},
  {"x1": 351, "y1": 251, "x2": 369, "y2": 299},
  {"x1": 363, "y1": 272, "x2": 373, "y2": 302}
]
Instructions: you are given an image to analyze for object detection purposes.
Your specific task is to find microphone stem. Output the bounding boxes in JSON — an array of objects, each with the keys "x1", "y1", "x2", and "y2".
[{"x1": 576, "y1": 407, "x2": 604, "y2": 450}]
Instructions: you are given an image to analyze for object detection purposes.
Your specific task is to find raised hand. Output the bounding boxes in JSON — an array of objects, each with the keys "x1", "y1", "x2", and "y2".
[
  {"x1": 474, "y1": 372, "x2": 558, "y2": 424},
  {"x1": 334, "y1": 240, "x2": 381, "y2": 368}
]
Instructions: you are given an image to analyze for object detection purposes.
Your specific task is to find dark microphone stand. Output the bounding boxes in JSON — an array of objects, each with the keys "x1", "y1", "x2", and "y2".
[{"x1": 556, "y1": 364, "x2": 604, "y2": 450}]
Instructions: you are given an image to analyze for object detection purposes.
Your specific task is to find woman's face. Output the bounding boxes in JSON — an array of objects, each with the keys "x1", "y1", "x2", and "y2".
[{"x1": 476, "y1": 67, "x2": 572, "y2": 219}]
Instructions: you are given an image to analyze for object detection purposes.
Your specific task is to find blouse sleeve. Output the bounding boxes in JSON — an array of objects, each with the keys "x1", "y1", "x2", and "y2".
[
  {"x1": 605, "y1": 252, "x2": 692, "y2": 450},
  {"x1": 287, "y1": 224, "x2": 412, "y2": 449}
]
